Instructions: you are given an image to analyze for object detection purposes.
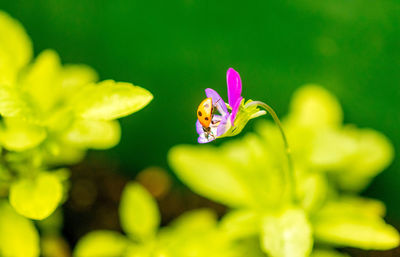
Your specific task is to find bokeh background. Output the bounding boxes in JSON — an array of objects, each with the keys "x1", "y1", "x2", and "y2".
[{"x1": 1, "y1": 0, "x2": 399, "y2": 250}]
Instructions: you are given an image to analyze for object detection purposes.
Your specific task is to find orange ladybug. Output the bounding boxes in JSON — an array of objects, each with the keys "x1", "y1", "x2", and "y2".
[{"x1": 197, "y1": 97, "x2": 213, "y2": 128}]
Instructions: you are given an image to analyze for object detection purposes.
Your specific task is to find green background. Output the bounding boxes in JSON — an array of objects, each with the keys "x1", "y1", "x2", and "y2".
[{"x1": 1, "y1": 0, "x2": 399, "y2": 221}]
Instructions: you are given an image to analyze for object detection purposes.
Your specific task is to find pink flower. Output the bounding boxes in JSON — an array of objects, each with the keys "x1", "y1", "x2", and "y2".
[{"x1": 196, "y1": 68, "x2": 265, "y2": 143}]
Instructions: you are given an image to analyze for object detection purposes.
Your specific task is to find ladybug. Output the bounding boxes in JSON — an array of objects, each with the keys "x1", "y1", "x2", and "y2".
[{"x1": 197, "y1": 97, "x2": 213, "y2": 128}]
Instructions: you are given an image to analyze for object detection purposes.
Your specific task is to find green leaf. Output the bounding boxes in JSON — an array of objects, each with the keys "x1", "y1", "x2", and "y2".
[
  {"x1": 158, "y1": 209, "x2": 235, "y2": 257},
  {"x1": 232, "y1": 237, "x2": 269, "y2": 257},
  {"x1": 288, "y1": 85, "x2": 343, "y2": 128},
  {"x1": 309, "y1": 127, "x2": 394, "y2": 191},
  {"x1": 321, "y1": 196, "x2": 386, "y2": 218},
  {"x1": 42, "y1": 141, "x2": 86, "y2": 166},
  {"x1": 220, "y1": 209, "x2": 260, "y2": 240},
  {"x1": 10, "y1": 172, "x2": 63, "y2": 220},
  {"x1": 0, "y1": 117, "x2": 46, "y2": 151},
  {"x1": 74, "y1": 80, "x2": 153, "y2": 120},
  {"x1": 309, "y1": 128, "x2": 358, "y2": 171},
  {"x1": 0, "y1": 11, "x2": 32, "y2": 85},
  {"x1": 0, "y1": 201, "x2": 39, "y2": 257},
  {"x1": 261, "y1": 208, "x2": 313, "y2": 257},
  {"x1": 119, "y1": 182, "x2": 160, "y2": 241},
  {"x1": 73, "y1": 230, "x2": 129, "y2": 257},
  {"x1": 62, "y1": 119, "x2": 121, "y2": 149},
  {"x1": 222, "y1": 133, "x2": 287, "y2": 208},
  {"x1": 335, "y1": 128, "x2": 394, "y2": 191},
  {"x1": 312, "y1": 197, "x2": 399, "y2": 250},
  {"x1": 168, "y1": 145, "x2": 250, "y2": 207},
  {"x1": 168, "y1": 209, "x2": 217, "y2": 233},
  {"x1": 297, "y1": 172, "x2": 329, "y2": 213},
  {"x1": 20, "y1": 49, "x2": 62, "y2": 113},
  {"x1": 37, "y1": 208, "x2": 64, "y2": 234},
  {"x1": 0, "y1": 84, "x2": 34, "y2": 119},
  {"x1": 59, "y1": 64, "x2": 98, "y2": 93},
  {"x1": 124, "y1": 244, "x2": 153, "y2": 257}
]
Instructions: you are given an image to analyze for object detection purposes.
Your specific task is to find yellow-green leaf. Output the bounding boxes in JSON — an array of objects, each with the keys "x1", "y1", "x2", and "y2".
[
  {"x1": 10, "y1": 172, "x2": 63, "y2": 220},
  {"x1": 261, "y1": 208, "x2": 313, "y2": 257},
  {"x1": 168, "y1": 145, "x2": 249, "y2": 207},
  {"x1": 124, "y1": 245, "x2": 153, "y2": 257},
  {"x1": 335, "y1": 128, "x2": 394, "y2": 191},
  {"x1": 220, "y1": 209, "x2": 260, "y2": 240},
  {"x1": 288, "y1": 85, "x2": 343, "y2": 128},
  {"x1": 59, "y1": 64, "x2": 98, "y2": 94},
  {"x1": 0, "y1": 11, "x2": 32, "y2": 85},
  {"x1": 20, "y1": 49, "x2": 62, "y2": 112},
  {"x1": 73, "y1": 230, "x2": 129, "y2": 257},
  {"x1": 158, "y1": 209, "x2": 234, "y2": 257},
  {"x1": 119, "y1": 182, "x2": 160, "y2": 241},
  {"x1": 312, "y1": 198, "x2": 399, "y2": 250},
  {"x1": 62, "y1": 119, "x2": 121, "y2": 149},
  {"x1": 297, "y1": 172, "x2": 329, "y2": 213},
  {"x1": 0, "y1": 201, "x2": 39, "y2": 257},
  {"x1": 169, "y1": 209, "x2": 217, "y2": 233},
  {"x1": 0, "y1": 84, "x2": 34, "y2": 119},
  {"x1": 37, "y1": 208, "x2": 64, "y2": 234},
  {"x1": 0, "y1": 117, "x2": 46, "y2": 151},
  {"x1": 74, "y1": 80, "x2": 153, "y2": 120},
  {"x1": 42, "y1": 141, "x2": 86, "y2": 166}
]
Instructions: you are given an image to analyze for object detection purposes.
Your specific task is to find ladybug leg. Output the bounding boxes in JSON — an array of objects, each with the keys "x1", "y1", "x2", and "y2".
[
  {"x1": 211, "y1": 98, "x2": 221, "y2": 116},
  {"x1": 202, "y1": 127, "x2": 210, "y2": 133},
  {"x1": 202, "y1": 126, "x2": 216, "y2": 140}
]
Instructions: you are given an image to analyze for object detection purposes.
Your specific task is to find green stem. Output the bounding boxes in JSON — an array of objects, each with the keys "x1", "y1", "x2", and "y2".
[{"x1": 246, "y1": 101, "x2": 296, "y2": 203}]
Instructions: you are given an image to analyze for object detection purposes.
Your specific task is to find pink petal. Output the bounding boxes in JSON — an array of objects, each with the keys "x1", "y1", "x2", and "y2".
[
  {"x1": 198, "y1": 136, "x2": 211, "y2": 143},
  {"x1": 217, "y1": 115, "x2": 230, "y2": 137},
  {"x1": 230, "y1": 96, "x2": 243, "y2": 125},
  {"x1": 198, "y1": 134, "x2": 216, "y2": 143},
  {"x1": 196, "y1": 120, "x2": 203, "y2": 135},
  {"x1": 226, "y1": 68, "x2": 242, "y2": 109},
  {"x1": 205, "y1": 88, "x2": 228, "y2": 115}
]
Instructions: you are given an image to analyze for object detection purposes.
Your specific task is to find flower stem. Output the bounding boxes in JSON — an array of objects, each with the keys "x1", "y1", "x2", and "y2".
[{"x1": 246, "y1": 101, "x2": 296, "y2": 203}]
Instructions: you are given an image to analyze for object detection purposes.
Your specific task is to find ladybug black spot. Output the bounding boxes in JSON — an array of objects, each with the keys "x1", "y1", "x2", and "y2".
[
  {"x1": 205, "y1": 117, "x2": 209, "y2": 121},
  {"x1": 198, "y1": 111, "x2": 202, "y2": 116}
]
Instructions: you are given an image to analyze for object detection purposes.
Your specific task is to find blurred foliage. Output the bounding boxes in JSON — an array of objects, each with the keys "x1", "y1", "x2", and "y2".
[
  {"x1": 74, "y1": 182, "x2": 236, "y2": 257},
  {"x1": 0, "y1": 10, "x2": 152, "y2": 256},
  {"x1": 0, "y1": 201, "x2": 40, "y2": 257},
  {"x1": 169, "y1": 85, "x2": 399, "y2": 256}
]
